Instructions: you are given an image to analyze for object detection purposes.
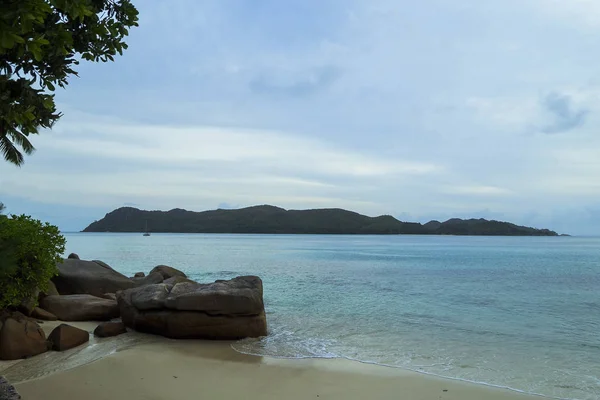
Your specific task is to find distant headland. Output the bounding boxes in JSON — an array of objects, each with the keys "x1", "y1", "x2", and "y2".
[{"x1": 82, "y1": 205, "x2": 560, "y2": 236}]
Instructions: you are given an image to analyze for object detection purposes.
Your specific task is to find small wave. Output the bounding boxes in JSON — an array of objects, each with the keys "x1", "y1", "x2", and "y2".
[{"x1": 231, "y1": 336, "x2": 584, "y2": 400}]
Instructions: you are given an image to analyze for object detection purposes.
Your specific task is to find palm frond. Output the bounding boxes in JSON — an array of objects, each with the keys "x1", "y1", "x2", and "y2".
[
  {"x1": 0, "y1": 134, "x2": 24, "y2": 166},
  {"x1": 8, "y1": 131, "x2": 35, "y2": 155}
]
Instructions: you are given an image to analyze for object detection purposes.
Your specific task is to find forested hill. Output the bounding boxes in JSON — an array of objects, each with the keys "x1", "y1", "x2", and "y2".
[{"x1": 82, "y1": 205, "x2": 559, "y2": 236}]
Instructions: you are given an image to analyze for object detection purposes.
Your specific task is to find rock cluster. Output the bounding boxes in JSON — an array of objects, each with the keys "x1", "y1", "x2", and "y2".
[{"x1": 0, "y1": 258, "x2": 267, "y2": 361}]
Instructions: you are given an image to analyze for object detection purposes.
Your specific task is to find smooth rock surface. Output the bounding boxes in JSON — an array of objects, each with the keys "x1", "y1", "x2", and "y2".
[
  {"x1": 100, "y1": 293, "x2": 117, "y2": 301},
  {"x1": 48, "y1": 324, "x2": 89, "y2": 351},
  {"x1": 134, "y1": 272, "x2": 145, "y2": 278},
  {"x1": 31, "y1": 307, "x2": 57, "y2": 321},
  {"x1": 52, "y1": 259, "x2": 135, "y2": 297},
  {"x1": 40, "y1": 295, "x2": 120, "y2": 321},
  {"x1": 0, "y1": 318, "x2": 48, "y2": 360},
  {"x1": 132, "y1": 271, "x2": 164, "y2": 287},
  {"x1": 129, "y1": 284, "x2": 172, "y2": 311},
  {"x1": 117, "y1": 276, "x2": 267, "y2": 340},
  {"x1": 149, "y1": 265, "x2": 187, "y2": 280},
  {"x1": 163, "y1": 276, "x2": 197, "y2": 285},
  {"x1": 94, "y1": 322, "x2": 127, "y2": 338},
  {"x1": 67, "y1": 253, "x2": 80, "y2": 259},
  {"x1": 166, "y1": 276, "x2": 264, "y2": 315}
]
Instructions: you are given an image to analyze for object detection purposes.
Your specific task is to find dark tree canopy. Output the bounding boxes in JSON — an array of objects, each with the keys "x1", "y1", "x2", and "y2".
[{"x1": 0, "y1": 0, "x2": 138, "y2": 165}]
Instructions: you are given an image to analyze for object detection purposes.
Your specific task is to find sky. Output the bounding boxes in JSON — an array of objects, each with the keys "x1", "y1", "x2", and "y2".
[{"x1": 1, "y1": 0, "x2": 600, "y2": 234}]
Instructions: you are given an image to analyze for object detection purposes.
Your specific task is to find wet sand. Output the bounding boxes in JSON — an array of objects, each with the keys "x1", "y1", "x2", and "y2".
[{"x1": 1, "y1": 321, "x2": 541, "y2": 400}]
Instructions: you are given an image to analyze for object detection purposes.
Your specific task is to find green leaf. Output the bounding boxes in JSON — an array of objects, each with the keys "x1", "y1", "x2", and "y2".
[
  {"x1": 42, "y1": 97, "x2": 54, "y2": 109},
  {"x1": 11, "y1": 34, "x2": 25, "y2": 44},
  {"x1": 1, "y1": 33, "x2": 14, "y2": 49}
]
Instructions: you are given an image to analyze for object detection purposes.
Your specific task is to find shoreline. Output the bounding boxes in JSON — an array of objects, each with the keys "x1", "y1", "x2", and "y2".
[
  {"x1": 231, "y1": 349, "x2": 561, "y2": 400},
  {"x1": 3, "y1": 321, "x2": 543, "y2": 400}
]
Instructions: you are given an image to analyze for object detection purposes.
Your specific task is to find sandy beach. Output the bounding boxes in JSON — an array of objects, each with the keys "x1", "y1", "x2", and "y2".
[{"x1": 0, "y1": 321, "x2": 539, "y2": 400}]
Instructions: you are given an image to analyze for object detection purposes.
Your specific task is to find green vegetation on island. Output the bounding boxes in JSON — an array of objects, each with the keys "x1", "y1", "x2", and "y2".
[{"x1": 83, "y1": 205, "x2": 560, "y2": 236}]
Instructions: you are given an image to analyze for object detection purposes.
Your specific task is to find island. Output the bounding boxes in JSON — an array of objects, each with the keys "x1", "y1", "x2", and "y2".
[{"x1": 82, "y1": 205, "x2": 560, "y2": 236}]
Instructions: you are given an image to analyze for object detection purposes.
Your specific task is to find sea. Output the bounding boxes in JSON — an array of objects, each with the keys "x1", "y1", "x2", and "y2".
[{"x1": 61, "y1": 233, "x2": 600, "y2": 400}]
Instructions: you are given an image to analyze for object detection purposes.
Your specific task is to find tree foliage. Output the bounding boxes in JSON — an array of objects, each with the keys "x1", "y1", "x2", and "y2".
[
  {"x1": 0, "y1": 0, "x2": 139, "y2": 165},
  {"x1": 0, "y1": 214, "x2": 66, "y2": 309}
]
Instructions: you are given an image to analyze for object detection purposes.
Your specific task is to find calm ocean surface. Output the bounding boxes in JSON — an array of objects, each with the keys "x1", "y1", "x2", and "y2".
[{"x1": 64, "y1": 233, "x2": 600, "y2": 400}]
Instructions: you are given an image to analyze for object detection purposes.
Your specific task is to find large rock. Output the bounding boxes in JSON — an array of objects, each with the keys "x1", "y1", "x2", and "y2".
[
  {"x1": 31, "y1": 307, "x2": 57, "y2": 321},
  {"x1": 134, "y1": 272, "x2": 145, "y2": 278},
  {"x1": 40, "y1": 280, "x2": 59, "y2": 298},
  {"x1": 94, "y1": 322, "x2": 127, "y2": 337},
  {"x1": 129, "y1": 284, "x2": 173, "y2": 310},
  {"x1": 52, "y1": 259, "x2": 135, "y2": 297},
  {"x1": 165, "y1": 277, "x2": 264, "y2": 315},
  {"x1": 67, "y1": 253, "x2": 80, "y2": 259},
  {"x1": 132, "y1": 271, "x2": 164, "y2": 287},
  {"x1": 0, "y1": 318, "x2": 49, "y2": 360},
  {"x1": 48, "y1": 324, "x2": 89, "y2": 351},
  {"x1": 163, "y1": 276, "x2": 197, "y2": 285},
  {"x1": 40, "y1": 295, "x2": 120, "y2": 321},
  {"x1": 149, "y1": 265, "x2": 187, "y2": 280},
  {"x1": 100, "y1": 293, "x2": 117, "y2": 301},
  {"x1": 117, "y1": 276, "x2": 267, "y2": 340}
]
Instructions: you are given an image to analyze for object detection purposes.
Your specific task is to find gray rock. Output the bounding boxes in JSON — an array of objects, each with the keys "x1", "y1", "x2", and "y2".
[
  {"x1": 0, "y1": 376, "x2": 21, "y2": 399},
  {"x1": 121, "y1": 309, "x2": 267, "y2": 340},
  {"x1": 92, "y1": 260, "x2": 114, "y2": 270},
  {"x1": 52, "y1": 259, "x2": 135, "y2": 297},
  {"x1": 133, "y1": 272, "x2": 145, "y2": 278},
  {"x1": 40, "y1": 295, "x2": 119, "y2": 321},
  {"x1": 130, "y1": 284, "x2": 172, "y2": 311},
  {"x1": 67, "y1": 253, "x2": 80, "y2": 259},
  {"x1": 149, "y1": 265, "x2": 187, "y2": 280},
  {"x1": 100, "y1": 293, "x2": 117, "y2": 301},
  {"x1": 94, "y1": 322, "x2": 127, "y2": 337},
  {"x1": 132, "y1": 271, "x2": 164, "y2": 287},
  {"x1": 163, "y1": 276, "x2": 197, "y2": 285},
  {"x1": 165, "y1": 276, "x2": 264, "y2": 316},
  {"x1": 117, "y1": 276, "x2": 267, "y2": 340}
]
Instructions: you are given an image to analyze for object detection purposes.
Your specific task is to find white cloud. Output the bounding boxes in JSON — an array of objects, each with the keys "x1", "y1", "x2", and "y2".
[
  {"x1": 531, "y1": 0, "x2": 600, "y2": 29},
  {"x1": 0, "y1": 112, "x2": 441, "y2": 214},
  {"x1": 442, "y1": 185, "x2": 513, "y2": 196}
]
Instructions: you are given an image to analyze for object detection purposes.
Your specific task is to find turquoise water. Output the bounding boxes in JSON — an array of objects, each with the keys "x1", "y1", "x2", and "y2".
[{"x1": 64, "y1": 233, "x2": 600, "y2": 400}]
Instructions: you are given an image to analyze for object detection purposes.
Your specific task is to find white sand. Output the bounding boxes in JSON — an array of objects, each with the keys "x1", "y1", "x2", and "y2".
[{"x1": 9, "y1": 322, "x2": 539, "y2": 400}]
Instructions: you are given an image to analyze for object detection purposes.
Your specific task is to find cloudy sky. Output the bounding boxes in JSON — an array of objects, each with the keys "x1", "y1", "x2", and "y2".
[{"x1": 1, "y1": 0, "x2": 600, "y2": 234}]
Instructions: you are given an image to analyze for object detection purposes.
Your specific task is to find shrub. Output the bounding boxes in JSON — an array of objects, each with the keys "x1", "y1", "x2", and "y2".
[{"x1": 0, "y1": 215, "x2": 66, "y2": 309}]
